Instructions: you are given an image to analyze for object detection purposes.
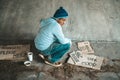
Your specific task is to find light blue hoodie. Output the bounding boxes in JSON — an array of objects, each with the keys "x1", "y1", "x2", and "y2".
[{"x1": 34, "y1": 18, "x2": 71, "y2": 51}]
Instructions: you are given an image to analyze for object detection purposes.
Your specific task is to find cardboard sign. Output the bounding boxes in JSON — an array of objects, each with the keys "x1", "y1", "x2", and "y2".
[
  {"x1": 68, "y1": 51, "x2": 104, "y2": 70},
  {"x1": 0, "y1": 44, "x2": 30, "y2": 61},
  {"x1": 78, "y1": 41, "x2": 94, "y2": 54}
]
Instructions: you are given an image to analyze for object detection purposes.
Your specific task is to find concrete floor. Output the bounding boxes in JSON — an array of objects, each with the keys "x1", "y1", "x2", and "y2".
[{"x1": 0, "y1": 40, "x2": 119, "y2": 80}]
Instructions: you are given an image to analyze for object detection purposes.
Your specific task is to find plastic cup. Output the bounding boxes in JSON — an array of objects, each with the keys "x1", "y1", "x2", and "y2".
[{"x1": 27, "y1": 52, "x2": 33, "y2": 61}]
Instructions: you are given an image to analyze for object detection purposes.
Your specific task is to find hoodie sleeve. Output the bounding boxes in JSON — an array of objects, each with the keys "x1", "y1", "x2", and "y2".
[{"x1": 53, "y1": 24, "x2": 71, "y2": 44}]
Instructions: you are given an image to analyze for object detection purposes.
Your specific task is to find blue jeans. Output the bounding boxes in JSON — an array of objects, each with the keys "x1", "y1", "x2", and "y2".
[{"x1": 41, "y1": 43, "x2": 71, "y2": 63}]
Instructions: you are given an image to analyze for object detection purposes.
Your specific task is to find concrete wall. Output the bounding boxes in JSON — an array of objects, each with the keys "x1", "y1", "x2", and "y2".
[{"x1": 0, "y1": 0, "x2": 120, "y2": 41}]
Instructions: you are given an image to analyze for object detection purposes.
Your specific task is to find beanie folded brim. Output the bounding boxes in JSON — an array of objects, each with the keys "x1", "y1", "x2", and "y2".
[{"x1": 54, "y1": 16, "x2": 68, "y2": 19}]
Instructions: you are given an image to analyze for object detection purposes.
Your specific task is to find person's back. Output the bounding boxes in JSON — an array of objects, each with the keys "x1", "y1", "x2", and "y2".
[{"x1": 35, "y1": 18, "x2": 59, "y2": 51}]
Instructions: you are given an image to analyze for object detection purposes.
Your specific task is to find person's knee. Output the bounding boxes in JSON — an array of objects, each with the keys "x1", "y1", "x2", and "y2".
[
  {"x1": 68, "y1": 40, "x2": 72, "y2": 47},
  {"x1": 68, "y1": 41, "x2": 72, "y2": 47},
  {"x1": 65, "y1": 43, "x2": 71, "y2": 50}
]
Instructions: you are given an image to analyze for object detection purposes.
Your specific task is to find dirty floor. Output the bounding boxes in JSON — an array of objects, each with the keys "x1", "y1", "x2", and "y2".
[{"x1": 0, "y1": 40, "x2": 120, "y2": 80}]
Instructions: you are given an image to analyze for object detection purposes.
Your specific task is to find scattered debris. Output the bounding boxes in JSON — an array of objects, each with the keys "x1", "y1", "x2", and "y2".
[
  {"x1": 77, "y1": 41, "x2": 94, "y2": 54},
  {"x1": 68, "y1": 41, "x2": 104, "y2": 70},
  {"x1": 68, "y1": 51, "x2": 104, "y2": 70}
]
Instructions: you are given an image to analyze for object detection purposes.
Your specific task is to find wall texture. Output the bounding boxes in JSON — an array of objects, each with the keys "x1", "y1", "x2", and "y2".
[{"x1": 0, "y1": 0, "x2": 120, "y2": 41}]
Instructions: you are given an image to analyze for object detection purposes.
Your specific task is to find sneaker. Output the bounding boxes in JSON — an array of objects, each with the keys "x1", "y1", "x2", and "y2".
[
  {"x1": 38, "y1": 54, "x2": 45, "y2": 59},
  {"x1": 39, "y1": 54, "x2": 62, "y2": 67},
  {"x1": 45, "y1": 60, "x2": 62, "y2": 67}
]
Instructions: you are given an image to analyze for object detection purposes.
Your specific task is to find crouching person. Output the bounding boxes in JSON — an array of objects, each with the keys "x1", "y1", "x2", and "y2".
[{"x1": 34, "y1": 7, "x2": 72, "y2": 67}]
